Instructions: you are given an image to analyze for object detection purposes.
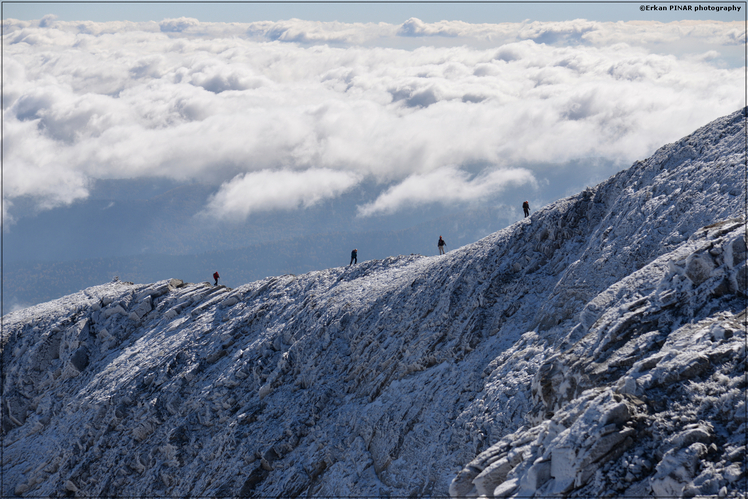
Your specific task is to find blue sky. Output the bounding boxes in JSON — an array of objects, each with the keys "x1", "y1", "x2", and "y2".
[{"x1": 4, "y1": 1, "x2": 746, "y2": 25}]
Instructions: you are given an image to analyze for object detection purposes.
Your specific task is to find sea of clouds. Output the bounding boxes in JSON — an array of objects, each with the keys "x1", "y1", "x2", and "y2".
[{"x1": 3, "y1": 15, "x2": 743, "y2": 222}]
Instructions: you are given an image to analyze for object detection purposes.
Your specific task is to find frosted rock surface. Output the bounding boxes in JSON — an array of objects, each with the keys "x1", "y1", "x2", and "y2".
[{"x1": 2, "y1": 109, "x2": 746, "y2": 498}]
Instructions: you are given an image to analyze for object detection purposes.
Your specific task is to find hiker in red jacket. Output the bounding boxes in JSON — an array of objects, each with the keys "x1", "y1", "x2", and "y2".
[
  {"x1": 213, "y1": 271, "x2": 220, "y2": 286},
  {"x1": 522, "y1": 201, "x2": 530, "y2": 218}
]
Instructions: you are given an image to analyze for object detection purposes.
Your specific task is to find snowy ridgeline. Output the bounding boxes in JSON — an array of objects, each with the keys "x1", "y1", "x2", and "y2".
[{"x1": 2, "y1": 108, "x2": 747, "y2": 498}]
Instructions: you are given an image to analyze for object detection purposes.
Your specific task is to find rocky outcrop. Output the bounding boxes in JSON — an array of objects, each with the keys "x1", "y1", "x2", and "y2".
[
  {"x1": 451, "y1": 217, "x2": 747, "y2": 498},
  {"x1": 2, "y1": 110, "x2": 745, "y2": 498}
]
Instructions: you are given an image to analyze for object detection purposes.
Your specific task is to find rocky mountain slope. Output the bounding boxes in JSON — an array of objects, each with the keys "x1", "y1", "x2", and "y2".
[{"x1": 2, "y1": 108, "x2": 746, "y2": 498}]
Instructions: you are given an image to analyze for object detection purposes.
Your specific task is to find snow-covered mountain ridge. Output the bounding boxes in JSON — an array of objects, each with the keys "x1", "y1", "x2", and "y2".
[{"x1": 3, "y1": 109, "x2": 746, "y2": 498}]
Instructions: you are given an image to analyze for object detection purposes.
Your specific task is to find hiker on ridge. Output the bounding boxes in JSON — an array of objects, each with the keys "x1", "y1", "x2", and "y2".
[
  {"x1": 350, "y1": 249, "x2": 358, "y2": 266},
  {"x1": 213, "y1": 271, "x2": 220, "y2": 286},
  {"x1": 523, "y1": 200, "x2": 530, "y2": 218},
  {"x1": 438, "y1": 236, "x2": 446, "y2": 255}
]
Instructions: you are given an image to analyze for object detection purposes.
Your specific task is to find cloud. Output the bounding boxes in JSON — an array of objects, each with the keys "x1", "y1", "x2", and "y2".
[
  {"x1": 202, "y1": 168, "x2": 362, "y2": 220},
  {"x1": 159, "y1": 17, "x2": 200, "y2": 33},
  {"x1": 3, "y1": 199, "x2": 16, "y2": 226},
  {"x1": 398, "y1": 17, "x2": 468, "y2": 37},
  {"x1": 4, "y1": 16, "x2": 744, "y2": 47},
  {"x1": 574, "y1": 19, "x2": 747, "y2": 46},
  {"x1": 395, "y1": 18, "x2": 747, "y2": 47},
  {"x1": 252, "y1": 18, "x2": 395, "y2": 44},
  {"x1": 2, "y1": 17, "x2": 743, "y2": 220},
  {"x1": 38, "y1": 14, "x2": 58, "y2": 28},
  {"x1": 357, "y1": 166, "x2": 536, "y2": 216}
]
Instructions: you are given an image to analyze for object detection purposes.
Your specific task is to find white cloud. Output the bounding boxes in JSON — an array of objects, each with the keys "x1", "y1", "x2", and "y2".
[
  {"x1": 395, "y1": 18, "x2": 746, "y2": 47},
  {"x1": 574, "y1": 19, "x2": 747, "y2": 46},
  {"x1": 250, "y1": 18, "x2": 396, "y2": 44},
  {"x1": 202, "y1": 168, "x2": 362, "y2": 220},
  {"x1": 2, "y1": 17, "x2": 743, "y2": 220},
  {"x1": 398, "y1": 17, "x2": 491, "y2": 38},
  {"x1": 159, "y1": 17, "x2": 201, "y2": 33},
  {"x1": 3, "y1": 118, "x2": 91, "y2": 210},
  {"x1": 357, "y1": 166, "x2": 536, "y2": 216}
]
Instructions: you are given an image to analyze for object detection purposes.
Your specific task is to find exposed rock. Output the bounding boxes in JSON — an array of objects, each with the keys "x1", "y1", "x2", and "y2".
[
  {"x1": 685, "y1": 253, "x2": 714, "y2": 286},
  {"x1": 650, "y1": 443, "x2": 708, "y2": 497},
  {"x1": 103, "y1": 304, "x2": 127, "y2": 318},
  {"x1": 130, "y1": 295, "x2": 153, "y2": 321},
  {"x1": 70, "y1": 346, "x2": 89, "y2": 372},
  {"x1": 2, "y1": 110, "x2": 746, "y2": 498}
]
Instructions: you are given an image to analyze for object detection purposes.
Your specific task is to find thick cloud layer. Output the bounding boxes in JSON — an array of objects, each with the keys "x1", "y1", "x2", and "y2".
[
  {"x1": 202, "y1": 168, "x2": 361, "y2": 220},
  {"x1": 3, "y1": 16, "x2": 743, "y2": 221}
]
